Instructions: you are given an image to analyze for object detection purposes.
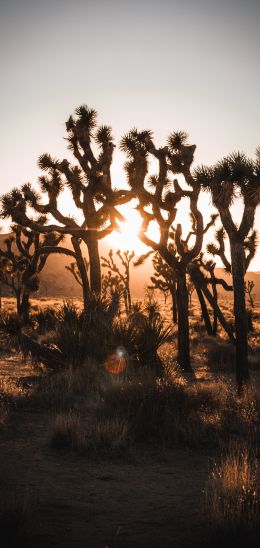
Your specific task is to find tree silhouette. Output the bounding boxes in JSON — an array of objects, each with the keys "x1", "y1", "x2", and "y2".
[
  {"x1": 0, "y1": 225, "x2": 74, "y2": 320},
  {"x1": 0, "y1": 106, "x2": 131, "y2": 307},
  {"x1": 65, "y1": 258, "x2": 89, "y2": 288},
  {"x1": 189, "y1": 254, "x2": 234, "y2": 339},
  {"x1": 120, "y1": 129, "x2": 216, "y2": 372},
  {"x1": 195, "y1": 152, "x2": 260, "y2": 391},
  {"x1": 101, "y1": 249, "x2": 135, "y2": 313},
  {"x1": 148, "y1": 252, "x2": 178, "y2": 323},
  {"x1": 245, "y1": 280, "x2": 255, "y2": 309}
]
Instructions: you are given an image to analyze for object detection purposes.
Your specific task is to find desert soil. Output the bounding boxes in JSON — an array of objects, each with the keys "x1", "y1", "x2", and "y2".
[{"x1": 0, "y1": 354, "x2": 210, "y2": 548}]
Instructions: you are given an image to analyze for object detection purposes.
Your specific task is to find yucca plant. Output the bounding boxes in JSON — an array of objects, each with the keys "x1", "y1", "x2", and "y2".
[{"x1": 127, "y1": 309, "x2": 172, "y2": 375}]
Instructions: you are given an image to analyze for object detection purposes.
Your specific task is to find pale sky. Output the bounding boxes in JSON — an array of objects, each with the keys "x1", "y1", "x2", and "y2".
[{"x1": 0, "y1": 0, "x2": 259, "y2": 269}]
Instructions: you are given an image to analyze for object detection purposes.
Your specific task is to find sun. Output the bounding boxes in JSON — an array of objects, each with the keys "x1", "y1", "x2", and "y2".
[{"x1": 105, "y1": 202, "x2": 160, "y2": 254}]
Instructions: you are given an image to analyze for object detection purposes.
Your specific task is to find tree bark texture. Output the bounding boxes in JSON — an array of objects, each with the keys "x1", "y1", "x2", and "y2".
[
  {"x1": 230, "y1": 239, "x2": 250, "y2": 391},
  {"x1": 176, "y1": 272, "x2": 192, "y2": 372}
]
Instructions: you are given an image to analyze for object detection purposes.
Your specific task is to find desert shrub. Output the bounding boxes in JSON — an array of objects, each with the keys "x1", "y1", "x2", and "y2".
[
  {"x1": 0, "y1": 313, "x2": 22, "y2": 350},
  {"x1": 206, "y1": 339, "x2": 235, "y2": 372},
  {"x1": 54, "y1": 297, "x2": 120, "y2": 366},
  {"x1": 205, "y1": 441, "x2": 260, "y2": 547},
  {"x1": 190, "y1": 321, "x2": 208, "y2": 343},
  {"x1": 221, "y1": 389, "x2": 258, "y2": 442},
  {"x1": 110, "y1": 310, "x2": 172, "y2": 376},
  {"x1": 49, "y1": 410, "x2": 82, "y2": 452},
  {"x1": 25, "y1": 371, "x2": 74, "y2": 411},
  {"x1": 48, "y1": 411, "x2": 130, "y2": 458},
  {"x1": 55, "y1": 310, "x2": 88, "y2": 368},
  {"x1": 85, "y1": 417, "x2": 130, "y2": 459},
  {"x1": 99, "y1": 376, "x2": 259, "y2": 451},
  {"x1": 130, "y1": 312, "x2": 172, "y2": 367},
  {"x1": 100, "y1": 377, "x2": 227, "y2": 448},
  {"x1": 28, "y1": 359, "x2": 103, "y2": 411},
  {"x1": 32, "y1": 307, "x2": 57, "y2": 333}
]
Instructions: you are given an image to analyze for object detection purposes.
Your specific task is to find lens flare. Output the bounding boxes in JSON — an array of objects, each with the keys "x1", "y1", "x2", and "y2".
[{"x1": 104, "y1": 347, "x2": 126, "y2": 375}]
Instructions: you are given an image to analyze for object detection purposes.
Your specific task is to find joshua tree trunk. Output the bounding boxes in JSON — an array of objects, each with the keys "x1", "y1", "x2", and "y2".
[
  {"x1": 176, "y1": 271, "x2": 192, "y2": 372},
  {"x1": 201, "y1": 285, "x2": 235, "y2": 343},
  {"x1": 230, "y1": 239, "x2": 250, "y2": 391},
  {"x1": 16, "y1": 289, "x2": 21, "y2": 317},
  {"x1": 71, "y1": 237, "x2": 90, "y2": 312},
  {"x1": 196, "y1": 287, "x2": 213, "y2": 335},
  {"x1": 20, "y1": 292, "x2": 30, "y2": 323},
  {"x1": 211, "y1": 280, "x2": 218, "y2": 336},
  {"x1": 126, "y1": 284, "x2": 132, "y2": 313},
  {"x1": 86, "y1": 233, "x2": 102, "y2": 294},
  {"x1": 170, "y1": 284, "x2": 178, "y2": 323}
]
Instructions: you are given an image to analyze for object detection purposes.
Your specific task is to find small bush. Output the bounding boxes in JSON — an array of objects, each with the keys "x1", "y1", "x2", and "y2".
[
  {"x1": 85, "y1": 417, "x2": 130, "y2": 459},
  {"x1": 206, "y1": 339, "x2": 235, "y2": 372},
  {"x1": 49, "y1": 410, "x2": 82, "y2": 452},
  {"x1": 205, "y1": 441, "x2": 260, "y2": 547},
  {"x1": 221, "y1": 389, "x2": 258, "y2": 440},
  {"x1": 100, "y1": 377, "x2": 226, "y2": 448},
  {"x1": 28, "y1": 359, "x2": 103, "y2": 411},
  {"x1": 32, "y1": 307, "x2": 57, "y2": 333},
  {"x1": 49, "y1": 411, "x2": 130, "y2": 459}
]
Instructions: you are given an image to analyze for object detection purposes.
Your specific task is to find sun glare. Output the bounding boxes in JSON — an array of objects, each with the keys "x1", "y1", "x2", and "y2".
[{"x1": 106, "y1": 203, "x2": 160, "y2": 254}]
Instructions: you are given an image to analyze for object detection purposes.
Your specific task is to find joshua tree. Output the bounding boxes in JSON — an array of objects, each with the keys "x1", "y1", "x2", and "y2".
[
  {"x1": 188, "y1": 255, "x2": 234, "y2": 340},
  {"x1": 101, "y1": 249, "x2": 135, "y2": 313},
  {"x1": 198, "y1": 257, "x2": 218, "y2": 335},
  {"x1": 245, "y1": 280, "x2": 255, "y2": 309},
  {"x1": 195, "y1": 152, "x2": 260, "y2": 390},
  {"x1": 187, "y1": 280, "x2": 195, "y2": 312},
  {"x1": 120, "y1": 129, "x2": 216, "y2": 372},
  {"x1": 0, "y1": 106, "x2": 131, "y2": 309},
  {"x1": 65, "y1": 258, "x2": 89, "y2": 288},
  {"x1": 0, "y1": 225, "x2": 74, "y2": 321},
  {"x1": 146, "y1": 252, "x2": 178, "y2": 323},
  {"x1": 101, "y1": 270, "x2": 125, "y2": 304}
]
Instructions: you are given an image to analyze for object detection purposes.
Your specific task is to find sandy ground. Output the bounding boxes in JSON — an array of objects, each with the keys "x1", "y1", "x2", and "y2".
[
  {"x1": 0, "y1": 298, "x2": 259, "y2": 548},
  {"x1": 0, "y1": 354, "x2": 210, "y2": 548}
]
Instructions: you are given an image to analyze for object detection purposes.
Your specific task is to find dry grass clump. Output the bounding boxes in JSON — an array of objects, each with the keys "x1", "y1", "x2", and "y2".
[
  {"x1": 205, "y1": 338, "x2": 235, "y2": 371},
  {"x1": 221, "y1": 388, "x2": 259, "y2": 441},
  {"x1": 49, "y1": 410, "x2": 83, "y2": 453},
  {"x1": 85, "y1": 417, "x2": 130, "y2": 459},
  {"x1": 28, "y1": 359, "x2": 103, "y2": 411},
  {"x1": 98, "y1": 376, "x2": 259, "y2": 452},
  {"x1": 49, "y1": 410, "x2": 130, "y2": 459},
  {"x1": 205, "y1": 441, "x2": 260, "y2": 547},
  {"x1": 99, "y1": 377, "x2": 228, "y2": 449}
]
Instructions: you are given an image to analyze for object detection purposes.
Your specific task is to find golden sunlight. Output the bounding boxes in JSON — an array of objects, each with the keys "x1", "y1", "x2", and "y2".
[{"x1": 106, "y1": 203, "x2": 160, "y2": 254}]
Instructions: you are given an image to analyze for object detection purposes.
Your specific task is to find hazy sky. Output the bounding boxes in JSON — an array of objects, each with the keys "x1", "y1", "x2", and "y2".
[{"x1": 0, "y1": 0, "x2": 259, "y2": 269}]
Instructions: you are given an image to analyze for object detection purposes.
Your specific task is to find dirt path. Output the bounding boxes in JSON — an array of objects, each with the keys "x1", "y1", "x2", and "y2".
[
  {"x1": 1, "y1": 417, "x2": 208, "y2": 548},
  {"x1": 0, "y1": 355, "x2": 209, "y2": 548}
]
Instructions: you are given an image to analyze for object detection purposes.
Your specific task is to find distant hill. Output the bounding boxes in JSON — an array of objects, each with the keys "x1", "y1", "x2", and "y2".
[{"x1": 0, "y1": 233, "x2": 259, "y2": 301}]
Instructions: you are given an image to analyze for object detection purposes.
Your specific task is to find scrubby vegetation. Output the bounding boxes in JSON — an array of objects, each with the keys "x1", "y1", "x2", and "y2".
[{"x1": 0, "y1": 104, "x2": 259, "y2": 547}]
